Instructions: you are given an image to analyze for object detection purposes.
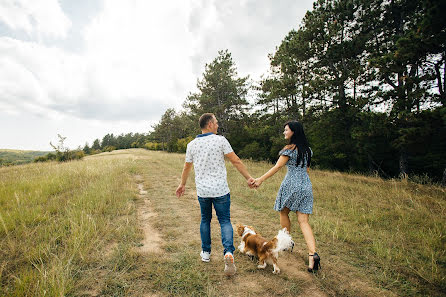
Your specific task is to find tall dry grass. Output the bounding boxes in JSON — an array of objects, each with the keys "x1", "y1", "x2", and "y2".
[
  {"x1": 0, "y1": 152, "x2": 143, "y2": 296},
  {"x1": 228, "y1": 160, "x2": 446, "y2": 296},
  {"x1": 0, "y1": 149, "x2": 444, "y2": 296}
]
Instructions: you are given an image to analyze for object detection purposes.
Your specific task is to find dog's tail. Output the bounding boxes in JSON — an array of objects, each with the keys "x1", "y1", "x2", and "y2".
[{"x1": 276, "y1": 228, "x2": 294, "y2": 251}]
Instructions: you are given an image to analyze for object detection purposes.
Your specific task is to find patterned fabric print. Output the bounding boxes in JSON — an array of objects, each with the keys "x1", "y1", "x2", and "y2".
[
  {"x1": 274, "y1": 149, "x2": 314, "y2": 214},
  {"x1": 185, "y1": 134, "x2": 233, "y2": 197}
]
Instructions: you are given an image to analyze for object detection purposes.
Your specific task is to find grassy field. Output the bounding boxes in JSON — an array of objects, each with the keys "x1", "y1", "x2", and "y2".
[{"x1": 0, "y1": 149, "x2": 444, "y2": 296}]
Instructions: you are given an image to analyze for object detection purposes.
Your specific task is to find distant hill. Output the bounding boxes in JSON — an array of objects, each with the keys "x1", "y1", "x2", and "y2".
[{"x1": 0, "y1": 149, "x2": 51, "y2": 166}]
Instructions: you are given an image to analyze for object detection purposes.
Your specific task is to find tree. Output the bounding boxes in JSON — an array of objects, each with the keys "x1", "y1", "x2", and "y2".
[
  {"x1": 144, "y1": 0, "x2": 445, "y2": 183},
  {"x1": 50, "y1": 134, "x2": 69, "y2": 161},
  {"x1": 83, "y1": 142, "x2": 91, "y2": 154},
  {"x1": 184, "y1": 49, "x2": 250, "y2": 135},
  {"x1": 92, "y1": 139, "x2": 101, "y2": 150},
  {"x1": 362, "y1": 0, "x2": 446, "y2": 176},
  {"x1": 49, "y1": 134, "x2": 83, "y2": 162}
]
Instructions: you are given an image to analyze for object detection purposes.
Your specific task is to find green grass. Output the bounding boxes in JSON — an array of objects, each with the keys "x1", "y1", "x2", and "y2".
[
  {"x1": 0, "y1": 149, "x2": 444, "y2": 296},
  {"x1": 0, "y1": 153, "x2": 142, "y2": 296}
]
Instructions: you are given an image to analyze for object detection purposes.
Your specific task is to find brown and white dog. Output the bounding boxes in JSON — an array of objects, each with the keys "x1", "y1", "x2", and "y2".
[{"x1": 236, "y1": 224, "x2": 294, "y2": 274}]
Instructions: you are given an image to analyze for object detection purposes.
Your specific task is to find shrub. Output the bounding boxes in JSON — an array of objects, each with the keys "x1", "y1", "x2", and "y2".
[
  {"x1": 239, "y1": 141, "x2": 268, "y2": 161},
  {"x1": 145, "y1": 142, "x2": 163, "y2": 151},
  {"x1": 103, "y1": 146, "x2": 116, "y2": 152},
  {"x1": 74, "y1": 151, "x2": 85, "y2": 160},
  {"x1": 176, "y1": 137, "x2": 194, "y2": 153}
]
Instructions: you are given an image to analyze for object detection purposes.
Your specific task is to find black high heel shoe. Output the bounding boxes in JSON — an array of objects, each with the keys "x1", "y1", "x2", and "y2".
[{"x1": 308, "y1": 252, "x2": 321, "y2": 272}]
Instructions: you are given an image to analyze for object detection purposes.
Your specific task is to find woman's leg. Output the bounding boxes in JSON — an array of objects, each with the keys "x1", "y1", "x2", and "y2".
[
  {"x1": 296, "y1": 211, "x2": 316, "y2": 268},
  {"x1": 279, "y1": 207, "x2": 291, "y2": 231}
]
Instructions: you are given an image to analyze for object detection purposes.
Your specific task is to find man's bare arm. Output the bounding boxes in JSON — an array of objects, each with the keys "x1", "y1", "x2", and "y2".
[
  {"x1": 225, "y1": 152, "x2": 252, "y2": 181},
  {"x1": 176, "y1": 162, "x2": 193, "y2": 197}
]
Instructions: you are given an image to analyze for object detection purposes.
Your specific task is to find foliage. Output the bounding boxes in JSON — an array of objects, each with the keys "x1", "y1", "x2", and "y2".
[
  {"x1": 77, "y1": 133, "x2": 151, "y2": 156},
  {"x1": 43, "y1": 0, "x2": 442, "y2": 184},
  {"x1": 144, "y1": 0, "x2": 445, "y2": 183},
  {"x1": 46, "y1": 134, "x2": 85, "y2": 162},
  {"x1": 176, "y1": 136, "x2": 194, "y2": 153},
  {"x1": 183, "y1": 49, "x2": 250, "y2": 135},
  {"x1": 32, "y1": 135, "x2": 86, "y2": 163},
  {"x1": 144, "y1": 142, "x2": 162, "y2": 151},
  {"x1": 103, "y1": 146, "x2": 116, "y2": 152}
]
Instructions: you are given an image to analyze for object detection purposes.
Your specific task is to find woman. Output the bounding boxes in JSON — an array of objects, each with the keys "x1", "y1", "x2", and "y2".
[{"x1": 253, "y1": 121, "x2": 320, "y2": 272}]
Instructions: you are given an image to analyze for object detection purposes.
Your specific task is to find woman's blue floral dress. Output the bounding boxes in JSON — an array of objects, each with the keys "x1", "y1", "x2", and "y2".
[{"x1": 274, "y1": 148, "x2": 313, "y2": 214}]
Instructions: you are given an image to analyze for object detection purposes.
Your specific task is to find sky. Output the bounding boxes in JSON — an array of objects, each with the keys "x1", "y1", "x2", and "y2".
[{"x1": 0, "y1": 0, "x2": 314, "y2": 151}]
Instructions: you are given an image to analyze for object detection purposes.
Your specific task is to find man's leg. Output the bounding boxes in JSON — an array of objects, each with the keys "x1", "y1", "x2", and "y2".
[
  {"x1": 214, "y1": 193, "x2": 236, "y2": 275},
  {"x1": 213, "y1": 193, "x2": 235, "y2": 255},
  {"x1": 198, "y1": 197, "x2": 213, "y2": 253}
]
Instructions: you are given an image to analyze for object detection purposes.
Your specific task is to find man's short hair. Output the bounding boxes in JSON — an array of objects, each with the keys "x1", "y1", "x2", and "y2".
[{"x1": 199, "y1": 113, "x2": 215, "y2": 129}]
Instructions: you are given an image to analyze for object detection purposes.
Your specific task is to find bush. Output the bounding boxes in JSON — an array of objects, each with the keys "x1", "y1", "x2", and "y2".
[
  {"x1": 167, "y1": 140, "x2": 178, "y2": 152},
  {"x1": 34, "y1": 150, "x2": 84, "y2": 163},
  {"x1": 103, "y1": 146, "x2": 116, "y2": 152},
  {"x1": 34, "y1": 156, "x2": 47, "y2": 163},
  {"x1": 145, "y1": 142, "x2": 163, "y2": 151},
  {"x1": 176, "y1": 137, "x2": 194, "y2": 153},
  {"x1": 89, "y1": 149, "x2": 102, "y2": 155},
  {"x1": 239, "y1": 141, "x2": 266, "y2": 161},
  {"x1": 74, "y1": 151, "x2": 85, "y2": 160},
  {"x1": 34, "y1": 152, "x2": 56, "y2": 163},
  {"x1": 409, "y1": 173, "x2": 434, "y2": 185}
]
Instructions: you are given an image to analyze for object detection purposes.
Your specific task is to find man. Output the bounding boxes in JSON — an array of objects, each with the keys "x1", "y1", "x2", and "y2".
[{"x1": 176, "y1": 113, "x2": 254, "y2": 276}]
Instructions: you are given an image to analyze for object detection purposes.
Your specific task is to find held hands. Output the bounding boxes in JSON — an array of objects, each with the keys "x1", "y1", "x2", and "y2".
[
  {"x1": 247, "y1": 177, "x2": 256, "y2": 189},
  {"x1": 247, "y1": 177, "x2": 262, "y2": 189},
  {"x1": 253, "y1": 178, "x2": 263, "y2": 188}
]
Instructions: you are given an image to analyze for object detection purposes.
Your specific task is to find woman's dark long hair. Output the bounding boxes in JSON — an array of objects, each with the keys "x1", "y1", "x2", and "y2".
[{"x1": 283, "y1": 121, "x2": 311, "y2": 168}]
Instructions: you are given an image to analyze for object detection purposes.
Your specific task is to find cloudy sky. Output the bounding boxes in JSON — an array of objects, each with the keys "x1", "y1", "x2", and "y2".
[{"x1": 0, "y1": 0, "x2": 314, "y2": 151}]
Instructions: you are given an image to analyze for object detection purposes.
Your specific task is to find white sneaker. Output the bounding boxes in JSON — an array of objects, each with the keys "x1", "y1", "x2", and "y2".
[
  {"x1": 224, "y1": 252, "x2": 236, "y2": 276},
  {"x1": 200, "y1": 251, "x2": 210, "y2": 262}
]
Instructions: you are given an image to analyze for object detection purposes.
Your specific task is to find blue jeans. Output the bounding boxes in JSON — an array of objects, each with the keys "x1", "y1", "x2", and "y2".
[{"x1": 198, "y1": 193, "x2": 235, "y2": 256}]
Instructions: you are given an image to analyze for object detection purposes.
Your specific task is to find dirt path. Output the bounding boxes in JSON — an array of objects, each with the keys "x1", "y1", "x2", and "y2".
[
  {"x1": 134, "y1": 175, "x2": 162, "y2": 254},
  {"x1": 129, "y1": 152, "x2": 330, "y2": 296},
  {"x1": 102, "y1": 149, "x2": 398, "y2": 296}
]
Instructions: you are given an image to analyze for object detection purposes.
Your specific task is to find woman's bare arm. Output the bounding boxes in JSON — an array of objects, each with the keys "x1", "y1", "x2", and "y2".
[{"x1": 254, "y1": 155, "x2": 289, "y2": 187}]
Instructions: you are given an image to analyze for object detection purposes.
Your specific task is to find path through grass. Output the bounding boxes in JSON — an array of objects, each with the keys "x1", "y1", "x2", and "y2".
[{"x1": 0, "y1": 149, "x2": 444, "y2": 296}]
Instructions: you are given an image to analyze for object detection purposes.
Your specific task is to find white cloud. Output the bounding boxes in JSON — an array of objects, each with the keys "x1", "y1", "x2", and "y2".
[
  {"x1": 187, "y1": 0, "x2": 311, "y2": 80},
  {"x1": 0, "y1": 111, "x2": 155, "y2": 151},
  {"x1": 0, "y1": 0, "x2": 314, "y2": 150},
  {"x1": 0, "y1": 0, "x2": 311, "y2": 121},
  {"x1": 0, "y1": 37, "x2": 85, "y2": 118},
  {"x1": 0, "y1": 0, "x2": 197, "y2": 121},
  {"x1": 0, "y1": 0, "x2": 71, "y2": 38},
  {"x1": 82, "y1": 0, "x2": 195, "y2": 108}
]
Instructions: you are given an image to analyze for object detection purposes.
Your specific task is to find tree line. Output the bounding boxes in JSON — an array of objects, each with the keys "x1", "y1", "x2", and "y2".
[
  {"x1": 148, "y1": 0, "x2": 446, "y2": 184},
  {"x1": 33, "y1": 133, "x2": 150, "y2": 163},
  {"x1": 33, "y1": 0, "x2": 445, "y2": 184}
]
